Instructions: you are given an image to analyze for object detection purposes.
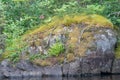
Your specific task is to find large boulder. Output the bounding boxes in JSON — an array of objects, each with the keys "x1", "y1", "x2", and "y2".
[{"x1": 0, "y1": 14, "x2": 118, "y2": 77}]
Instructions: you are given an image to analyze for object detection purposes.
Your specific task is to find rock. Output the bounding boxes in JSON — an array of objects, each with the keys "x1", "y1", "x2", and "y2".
[
  {"x1": 44, "y1": 65, "x2": 62, "y2": 76},
  {"x1": 16, "y1": 60, "x2": 35, "y2": 71},
  {"x1": 21, "y1": 71, "x2": 42, "y2": 77},
  {"x1": 112, "y1": 59, "x2": 120, "y2": 74},
  {"x1": 86, "y1": 29, "x2": 116, "y2": 58},
  {"x1": 0, "y1": 63, "x2": 21, "y2": 78},
  {"x1": 24, "y1": 66, "x2": 43, "y2": 77},
  {"x1": 81, "y1": 57, "x2": 113, "y2": 75},
  {"x1": 1, "y1": 59, "x2": 10, "y2": 67},
  {"x1": 4, "y1": 71, "x2": 22, "y2": 78},
  {"x1": 0, "y1": 60, "x2": 44, "y2": 78},
  {"x1": 62, "y1": 63, "x2": 70, "y2": 76},
  {"x1": 0, "y1": 73, "x2": 4, "y2": 79},
  {"x1": 83, "y1": 28, "x2": 116, "y2": 74},
  {"x1": 68, "y1": 59, "x2": 81, "y2": 76},
  {"x1": 0, "y1": 21, "x2": 118, "y2": 77},
  {"x1": 28, "y1": 46, "x2": 40, "y2": 55}
]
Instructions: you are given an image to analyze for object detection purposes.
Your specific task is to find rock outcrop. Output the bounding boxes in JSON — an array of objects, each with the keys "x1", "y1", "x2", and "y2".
[{"x1": 0, "y1": 14, "x2": 119, "y2": 78}]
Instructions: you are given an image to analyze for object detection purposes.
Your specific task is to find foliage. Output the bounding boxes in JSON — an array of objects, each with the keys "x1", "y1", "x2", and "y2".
[
  {"x1": 8, "y1": 52, "x2": 20, "y2": 63},
  {"x1": 0, "y1": 0, "x2": 6, "y2": 54},
  {"x1": 103, "y1": 1, "x2": 120, "y2": 27},
  {"x1": 2, "y1": 0, "x2": 120, "y2": 40},
  {"x1": 48, "y1": 42, "x2": 65, "y2": 57},
  {"x1": 1, "y1": 0, "x2": 120, "y2": 60},
  {"x1": 0, "y1": 0, "x2": 5, "y2": 29}
]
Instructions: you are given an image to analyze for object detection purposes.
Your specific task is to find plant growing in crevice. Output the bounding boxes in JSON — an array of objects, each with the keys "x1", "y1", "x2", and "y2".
[
  {"x1": 8, "y1": 52, "x2": 20, "y2": 63},
  {"x1": 48, "y1": 42, "x2": 65, "y2": 57}
]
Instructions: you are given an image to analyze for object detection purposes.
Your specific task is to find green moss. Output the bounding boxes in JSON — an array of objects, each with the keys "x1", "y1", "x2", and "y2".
[
  {"x1": 115, "y1": 43, "x2": 120, "y2": 59},
  {"x1": 23, "y1": 14, "x2": 113, "y2": 39}
]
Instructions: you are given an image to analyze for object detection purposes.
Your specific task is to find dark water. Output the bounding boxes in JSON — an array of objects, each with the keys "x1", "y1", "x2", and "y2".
[{"x1": 2, "y1": 75, "x2": 120, "y2": 80}]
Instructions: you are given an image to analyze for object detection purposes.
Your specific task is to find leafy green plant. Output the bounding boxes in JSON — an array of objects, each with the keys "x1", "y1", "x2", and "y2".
[
  {"x1": 8, "y1": 52, "x2": 20, "y2": 63},
  {"x1": 48, "y1": 42, "x2": 65, "y2": 56}
]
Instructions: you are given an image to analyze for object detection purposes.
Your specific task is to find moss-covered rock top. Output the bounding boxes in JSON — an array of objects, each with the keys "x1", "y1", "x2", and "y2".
[{"x1": 23, "y1": 14, "x2": 113, "y2": 38}]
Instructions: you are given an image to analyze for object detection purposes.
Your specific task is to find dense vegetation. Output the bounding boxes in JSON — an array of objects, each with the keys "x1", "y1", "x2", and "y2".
[
  {"x1": 2, "y1": 0, "x2": 120, "y2": 39},
  {"x1": 0, "y1": 0, "x2": 6, "y2": 55},
  {"x1": 0, "y1": 0, "x2": 120, "y2": 62}
]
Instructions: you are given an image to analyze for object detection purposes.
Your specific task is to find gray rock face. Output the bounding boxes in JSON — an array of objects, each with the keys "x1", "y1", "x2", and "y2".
[
  {"x1": 44, "y1": 65, "x2": 62, "y2": 76},
  {"x1": 83, "y1": 28, "x2": 116, "y2": 74},
  {"x1": 63, "y1": 63, "x2": 69, "y2": 76},
  {"x1": 16, "y1": 60, "x2": 35, "y2": 71},
  {"x1": 68, "y1": 59, "x2": 81, "y2": 76},
  {"x1": 81, "y1": 57, "x2": 113, "y2": 75},
  {"x1": 112, "y1": 59, "x2": 120, "y2": 74},
  {"x1": 86, "y1": 29, "x2": 116, "y2": 58},
  {"x1": 28, "y1": 46, "x2": 40, "y2": 55}
]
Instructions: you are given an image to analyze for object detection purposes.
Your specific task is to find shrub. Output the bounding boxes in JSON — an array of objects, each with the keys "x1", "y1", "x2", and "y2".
[{"x1": 8, "y1": 52, "x2": 20, "y2": 63}]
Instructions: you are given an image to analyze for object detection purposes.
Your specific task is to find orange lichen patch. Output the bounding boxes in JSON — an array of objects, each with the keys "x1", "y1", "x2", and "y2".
[
  {"x1": 66, "y1": 53, "x2": 75, "y2": 62},
  {"x1": 67, "y1": 27, "x2": 79, "y2": 48},
  {"x1": 69, "y1": 37, "x2": 78, "y2": 44},
  {"x1": 56, "y1": 56, "x2": 65, "y2": 63},
  {"x1": 76, "y1": 35, "x2": 92, "y2": 57},
  {"x1": 33, "y1": 59, "x2": 52, "y2": 66},
  {"x1": 76, "y1": 46, "x2": 87, "y2": 57},
  {"x1": 32, "y1": 55, "x2": 65, "y2": 66},
  {"x1": 115, "y1": 49, "x2": 120, "y2": 59},
  {"x1": 52, "y1": 26, "x2": 64, "y2": 35},
  {"x1": 115, "y1": 42, "x2": 120, "y2": 59},
  {"x1": 34, "y1": 40, "x2": 41, "y2": 46},
  {"x1": 82, "y1": 32, "x2": 94, "y2": 44},
  {"x1": 82, "y1": 32, "x2": 93, "y2": 39}
]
